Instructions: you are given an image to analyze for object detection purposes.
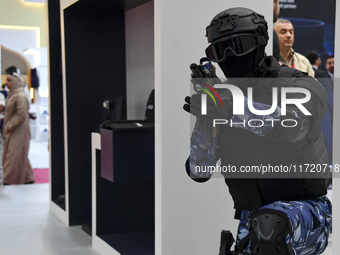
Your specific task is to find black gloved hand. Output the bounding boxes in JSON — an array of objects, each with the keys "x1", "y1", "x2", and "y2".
[{"x1": 183, "y1": 90, "x2": 233, "y2": 120}]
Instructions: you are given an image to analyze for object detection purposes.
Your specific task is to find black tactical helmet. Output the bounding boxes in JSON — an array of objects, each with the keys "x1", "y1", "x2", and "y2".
[
  {"x1": 206, "y1": 7, "x2": 269, "y2": 43},
  {"x1": 205, "y1": 7, "x2": 268, "y2": 64}
]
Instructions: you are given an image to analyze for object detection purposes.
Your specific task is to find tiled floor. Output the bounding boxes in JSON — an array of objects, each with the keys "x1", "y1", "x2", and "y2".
[
  {"x1": 0, "y1": 140, "x2": 101, "y2": 255},
  {"x1": 0, "y1": 183, "x2": 333, "y2": 255},
  {"x1": 0, "y1": 184, "x2": 100, "y2": 255}
]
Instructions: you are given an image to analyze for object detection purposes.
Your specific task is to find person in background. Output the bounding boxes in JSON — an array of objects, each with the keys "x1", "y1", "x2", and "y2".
[
  {"x1": 5, "y1": 66, "x2": 30, "y2": 106},
  {"x1": 305, "y1": 51, "x2": 326, "y2": 78},
  {"x1": 2, "y1": 72, "x2": 35, "y2": 185},
  {"x1": 5, "y1": 66, "x2": 36, "y2": 120},
  {"x1": 325, "y1": 55, "x2": 334, "y2": 82},
  {"x1": 274, "y1": 18, "x2": 315, "y2": 77}
]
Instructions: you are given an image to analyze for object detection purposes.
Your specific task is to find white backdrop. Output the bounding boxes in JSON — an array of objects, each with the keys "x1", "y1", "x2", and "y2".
[
  {"x1": 125, "y1": 1, "x2": 155, "y2": 120},
  {"x1": 332, "y1": 0, "x2": 340, "y2": 253},
  {"x1": 0, "y1": 27, "x2": 39, "y2": 53},
  {"x1": 155, "y1": 1, "x2": 272, "y2": 254}
]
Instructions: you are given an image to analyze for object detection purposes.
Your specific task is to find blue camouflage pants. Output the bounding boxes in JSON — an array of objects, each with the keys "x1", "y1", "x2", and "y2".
[{"x1": 236, "y1": 196, "x2": 332, "y2": 255}]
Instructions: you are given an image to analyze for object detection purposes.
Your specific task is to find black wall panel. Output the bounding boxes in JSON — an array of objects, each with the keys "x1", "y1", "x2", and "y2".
[
  {"x1": 96, "y1": 149, "x2": 154, "y2": 235},
  {"x1": 48, "y1": 0, "x2": 66, "y2": 208},
  {"x1": 64, "y1": 1, "x2": 127, "y2": 225}
]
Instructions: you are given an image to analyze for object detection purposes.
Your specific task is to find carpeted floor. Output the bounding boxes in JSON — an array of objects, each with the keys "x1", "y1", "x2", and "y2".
[{"x1": 33, "y1": 168, "x2": 49, "y2": 184}]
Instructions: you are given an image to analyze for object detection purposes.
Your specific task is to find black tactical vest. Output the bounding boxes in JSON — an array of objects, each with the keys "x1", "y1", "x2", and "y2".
[{"x1": 219, "y1": 58, "x2": 329, "y2": 216}]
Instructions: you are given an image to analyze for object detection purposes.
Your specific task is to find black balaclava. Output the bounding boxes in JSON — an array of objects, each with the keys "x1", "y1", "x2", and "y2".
[
  {"x1": 219, "y1": 49, "x2": 258, "y2": 78},
  {"x1": 220, "y1": 44, "x2": 266, "y2": 78}
]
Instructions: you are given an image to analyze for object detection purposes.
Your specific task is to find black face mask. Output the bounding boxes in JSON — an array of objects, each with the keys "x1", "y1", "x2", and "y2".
[{"x1": 218, "y1": 49, "x2": 258, "y2": 78}]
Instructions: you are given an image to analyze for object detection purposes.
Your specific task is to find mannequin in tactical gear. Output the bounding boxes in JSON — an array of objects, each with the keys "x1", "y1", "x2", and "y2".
[{"x1": 184, "y1": 7, "x2": 331, "y2": 255}]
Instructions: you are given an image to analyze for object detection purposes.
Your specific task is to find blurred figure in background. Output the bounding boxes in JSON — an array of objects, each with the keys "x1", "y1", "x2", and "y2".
[
  {"x1": 325, "y1": 55, "x2": 334, "y2": 82},
  {"x1": 2, "y1": 73, "x2": 35, "y2": 185},
  {"x1": 5, "y1": 66, "x2": 36, "y2": 120},
  {"x1": 5, "y1": 66, "x2": 30, "y2": 107},
  {"x1": 305, "y1": 51, "x2": 326, "y2": 78}
]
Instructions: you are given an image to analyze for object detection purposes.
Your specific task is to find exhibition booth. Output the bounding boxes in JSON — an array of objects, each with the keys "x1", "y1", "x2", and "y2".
[{"x1": 47, "y1": 0, "x2": 340, "y2": 254}]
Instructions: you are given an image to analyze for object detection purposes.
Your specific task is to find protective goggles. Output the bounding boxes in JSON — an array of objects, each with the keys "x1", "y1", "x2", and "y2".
[{"x1": 205, "y1": 33, "x2": 266, "y2": 63}]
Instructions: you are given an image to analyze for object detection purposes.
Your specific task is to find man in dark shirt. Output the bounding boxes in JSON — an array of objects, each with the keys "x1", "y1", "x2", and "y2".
[{"x1": 305, "y1": 51, "x2": 325, "y2": 78}]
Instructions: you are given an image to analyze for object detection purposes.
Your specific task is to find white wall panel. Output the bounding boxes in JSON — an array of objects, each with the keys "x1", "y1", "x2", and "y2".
[
  {"x1": 0, "y1": 28, "x2": 38, "y2": 54},
  {"x1": 126, "y1": 1, "x2": 155, "y2": 120},
  {"x1": 332, "y1": 0, "x2": 340, "y2": 253},
  {"x1": 155, "y1": 1, "x2": 272, "y2": 254},
  {"x1": 51, "y1": 0, "x2": 79, "y2": 226}
]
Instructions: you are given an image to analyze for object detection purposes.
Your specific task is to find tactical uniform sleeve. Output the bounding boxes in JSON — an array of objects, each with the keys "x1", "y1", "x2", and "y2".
[{"x1": 185, "y1": 120, "x2": 219, "y2": 182}]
